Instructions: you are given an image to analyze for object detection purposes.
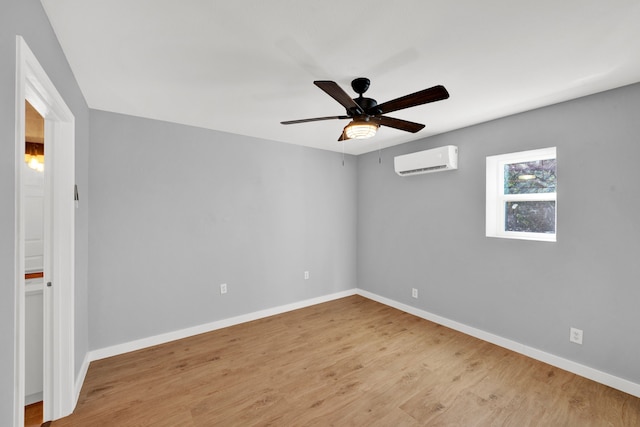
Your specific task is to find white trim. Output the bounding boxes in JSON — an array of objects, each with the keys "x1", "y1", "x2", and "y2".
[
  {"x1": 75, "y1": 353, "x2": 90, "y2": 404},
  {"x1": 25, "y1": 392, "x2": 43, "y2": 406},
  {"x1": 356, "y1": 289, "x2": 640, "y2": 399},
  {"x1": 14, "y1": 36, "x2": 27, "y2": 427},
  {"x1": 15, "y1": 36, "x2": 76, "y2": 426},
  {"x1": 88, "y1": 289, "x2": 357, "y2": 362}
]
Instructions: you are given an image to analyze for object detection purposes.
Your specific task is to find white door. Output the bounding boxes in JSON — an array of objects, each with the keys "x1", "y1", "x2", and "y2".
[{"x1": 24, "y1": 163, "x2": 45, "y2": 405}]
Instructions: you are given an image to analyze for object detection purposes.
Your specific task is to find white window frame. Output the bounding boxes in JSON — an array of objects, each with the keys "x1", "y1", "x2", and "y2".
[{"x1": 486, "y1": 147, "x2": 557, "y2": 242}]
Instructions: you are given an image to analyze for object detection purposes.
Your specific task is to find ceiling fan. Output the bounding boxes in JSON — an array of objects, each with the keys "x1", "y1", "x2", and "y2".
[{"x1": 281, "y1": 77, "x2": 449, "y2": 141}]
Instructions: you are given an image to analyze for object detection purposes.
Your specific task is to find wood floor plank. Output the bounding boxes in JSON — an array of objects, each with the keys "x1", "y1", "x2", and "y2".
[
  {"x1": 51, "y1": 296, "x2": 640, "y2": 426},
  {"x1": 24, "y1": 401, "x2": 43, "y2": 427}
]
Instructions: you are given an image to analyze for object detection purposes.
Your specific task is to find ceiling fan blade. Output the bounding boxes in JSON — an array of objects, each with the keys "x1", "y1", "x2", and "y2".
[
  {"x1": 376, "y1": 85, "x2": 449, "y2": 114},
  {"x1": 314, "y1": 81, "x2": 363, "y2": 115},
  {"x1": 373, "y1": 116, "x2": 425, "y2": 133},
  {"x1": 281, "y1": 115, "x2": 349, "y2": 125}
]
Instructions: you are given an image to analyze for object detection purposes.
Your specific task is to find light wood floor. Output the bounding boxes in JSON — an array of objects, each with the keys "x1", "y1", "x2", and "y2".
[{"x1": 52, "y1": 296, "x2": 640, "y2": 426}]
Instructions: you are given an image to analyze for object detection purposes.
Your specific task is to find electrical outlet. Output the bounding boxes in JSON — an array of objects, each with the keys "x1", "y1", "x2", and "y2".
[
  {"x1": 304, "y1": 271, "x2": 309, "y2": 280},
  {"x1": 220, "y1": 283, "x2": 227, "y2": 295},
  {"x1": 412, "y1": 288, "x2": 418, "y2": 299},
  {"x1": 570, "y1": 327, "x2": 583, "y2": 345}
]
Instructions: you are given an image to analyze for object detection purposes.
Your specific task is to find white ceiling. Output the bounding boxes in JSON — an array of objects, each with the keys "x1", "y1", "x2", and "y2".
[{"x1": 41, "y1": 0, "x2": 640, "y2": 155}]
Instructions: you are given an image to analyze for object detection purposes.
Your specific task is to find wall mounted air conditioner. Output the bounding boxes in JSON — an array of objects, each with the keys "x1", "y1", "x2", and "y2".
[{"x1": 394, "y1": 145, "x2": 458, "y2": 176}]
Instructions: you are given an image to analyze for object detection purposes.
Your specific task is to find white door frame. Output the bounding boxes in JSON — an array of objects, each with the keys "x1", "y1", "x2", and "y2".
[{"x1": 14, "y1": 36, "x2": 76, "y2": 426}]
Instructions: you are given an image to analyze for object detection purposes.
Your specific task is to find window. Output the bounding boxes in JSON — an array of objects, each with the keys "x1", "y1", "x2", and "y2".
[{"x1": 486, "y1": 147, "x2": 557, "y2": 242}]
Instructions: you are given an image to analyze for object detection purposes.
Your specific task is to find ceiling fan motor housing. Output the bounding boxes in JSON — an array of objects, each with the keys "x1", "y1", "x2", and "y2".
[
  {"x1": 349, "y1": 78, "x2": 381, "y2": 116},
  {"x1": 352, "y1": 97, "x2": 380, "y2": 116}
]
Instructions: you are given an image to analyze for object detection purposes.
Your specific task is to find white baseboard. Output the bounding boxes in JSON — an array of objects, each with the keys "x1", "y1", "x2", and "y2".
[
  {"x1": 88, "y1": 289, "x2": 357, "y2": 362},
  {"x1": 356, "y1": 288, "x2": 640, "y2": 399},
  {"x1": 75, "y1": 353, "x2": 90, "y2": 404},
  {"x1": 25, "y1": 392, "x2": 43, "y2": 406},
  {"x1": 80, "y1": 287, "x2": 639, "y2": 401}
]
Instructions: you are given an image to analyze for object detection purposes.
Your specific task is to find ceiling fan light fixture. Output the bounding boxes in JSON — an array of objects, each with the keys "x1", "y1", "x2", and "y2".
[{"x1": 345, "y1": 120, "x2": 378, "y2": 140}]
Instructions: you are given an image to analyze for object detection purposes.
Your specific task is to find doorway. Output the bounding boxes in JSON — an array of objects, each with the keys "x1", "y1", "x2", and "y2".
[
  {"x1": 15, "y1": 36, "x2": 76, "y2": 426},
  {"x1": 23, "y1": 101, "x2": 45, "y2": 426}
]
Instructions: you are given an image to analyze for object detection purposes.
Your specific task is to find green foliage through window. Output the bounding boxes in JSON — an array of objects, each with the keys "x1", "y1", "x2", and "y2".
[
  {"x1": 504, "y1": 159, "x2": 556, "y2": 194},
  {"x1": 505, "y1": 201, "x2": 556, "y2": 233}
]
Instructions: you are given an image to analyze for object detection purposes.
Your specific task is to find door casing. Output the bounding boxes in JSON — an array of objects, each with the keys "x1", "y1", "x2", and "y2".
[{"x1": 14, "y1": 36, "x2": 76, "y2": 426}]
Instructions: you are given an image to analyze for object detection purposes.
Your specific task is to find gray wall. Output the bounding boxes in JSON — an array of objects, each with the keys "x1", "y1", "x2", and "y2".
[
  {"x1": 0, "y1": 0, "x2": 90, "y2": 424},
  {"x1": 88, "y1": 111, "x2": 357, "y2": 349},
  {"x1": 357, "y1": 82, "x2": 640, "y2": 385}
]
